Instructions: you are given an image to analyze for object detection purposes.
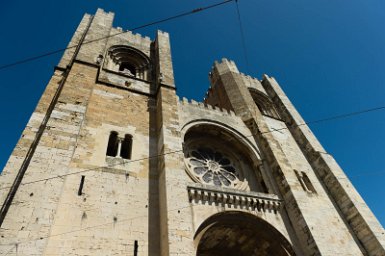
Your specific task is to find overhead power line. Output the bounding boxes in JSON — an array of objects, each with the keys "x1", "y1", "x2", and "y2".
[
  {"x1": 0, "y1": 104, "x2": 384, "y2": 192},
  {"x1": 0, "y1": 0, "x2": 234, "y2": 71},
  {"x1": 235, "y1": 0, "x2": 251, "y2": 73},
  {"x1": 261, "y1": 105, "x2": 385, "y2": 134},
  {"x1": 1, "y1": 106, "x2": 385, "y2": 252},
  {"x1": 0, "y1": 204, "x2": 197, "y2": 252},
  {"x1": 0, "y1": 164, "x2": 383, "y2": 253}
]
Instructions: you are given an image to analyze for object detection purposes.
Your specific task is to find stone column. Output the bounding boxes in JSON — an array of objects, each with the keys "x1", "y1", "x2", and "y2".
[{"x1": 154, "y1": 31, "x2": 195, "y2": 255}]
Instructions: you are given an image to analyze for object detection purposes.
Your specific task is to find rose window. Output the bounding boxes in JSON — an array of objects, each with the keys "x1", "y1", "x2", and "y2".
[{"x1": 185, "y1": 147, "x2": 240, "y2": 187}]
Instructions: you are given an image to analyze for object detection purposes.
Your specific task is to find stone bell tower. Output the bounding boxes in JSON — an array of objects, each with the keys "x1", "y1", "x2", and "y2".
[
  {"x1": 1, "y1": 8, "x2": 384, "y2": 256},
  {"x1": 0, "y1": 8, "x2": 177, "y2": 255}
]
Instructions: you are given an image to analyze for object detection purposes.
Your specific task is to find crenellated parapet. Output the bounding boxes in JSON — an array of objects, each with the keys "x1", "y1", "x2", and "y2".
[
  {"x1": 108, "y1": 27, "x2": 152, "y2": 54},
  {"x1": 205, "y1": 59, "x2": 270, "y2": 113},
  {"x1": 179, "y1": 97, "x2": 236, "y2": 117}
]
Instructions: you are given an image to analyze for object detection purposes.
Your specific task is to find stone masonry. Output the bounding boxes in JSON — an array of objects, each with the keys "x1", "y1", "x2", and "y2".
[{"x1": 1, "y1": 8, "x2": 384, "y2": 256}]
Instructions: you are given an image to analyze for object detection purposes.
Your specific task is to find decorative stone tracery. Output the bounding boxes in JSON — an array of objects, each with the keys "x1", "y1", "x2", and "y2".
[
  {"x1": 183, "y1": 123, "x2": 269, "y2": 192},
  {"x1": 185, "y1": 147, "x2": 240, "y2": 188},
  {"x1": 104, "y1": 45, "x2": 151, "y2": 80}
]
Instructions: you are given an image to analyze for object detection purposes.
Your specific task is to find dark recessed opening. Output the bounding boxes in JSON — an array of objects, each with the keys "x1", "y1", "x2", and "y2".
[
  {"x1": 120, "y1": 134, "x2": 133, "y2": 159},
  {"x1": 119, "y1": 62, "x2": 136, "y2": 76},
  {"x1": 106, "y1": 131, "x2": 119, "y2": 157}
]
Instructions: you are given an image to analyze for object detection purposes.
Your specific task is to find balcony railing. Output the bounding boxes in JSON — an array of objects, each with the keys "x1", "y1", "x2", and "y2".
[{"x1": 187, "y1": 183, "x2": 282, "y2": 213}]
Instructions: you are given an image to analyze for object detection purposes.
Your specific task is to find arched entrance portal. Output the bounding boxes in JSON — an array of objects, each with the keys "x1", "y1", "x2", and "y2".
[{"x1": 195, "y1": 212, "x2": 296, "y2": 256}]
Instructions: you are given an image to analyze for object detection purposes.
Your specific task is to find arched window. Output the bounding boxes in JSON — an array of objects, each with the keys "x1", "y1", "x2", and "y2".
[
  {"x1": 106, "y1": 131, "x2": 119, "y2": 157},
  {"x1": 249, "y1": 89, "x2": 280, "y2": 119},
  {"x1": 120, "y1": 134, "x2": 133, "y2": 159},
  {"x1": 106, "y1": 45, "x2": 150, "y2": 80},
  {"x1": 106, "y1": 132, "x2": 133, "y2": 160}
]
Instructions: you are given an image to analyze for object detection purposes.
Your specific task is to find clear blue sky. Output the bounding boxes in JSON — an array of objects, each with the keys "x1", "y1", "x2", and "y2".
[{"x1": 0, "y1": 0, "x2": 384, "y2": 226}]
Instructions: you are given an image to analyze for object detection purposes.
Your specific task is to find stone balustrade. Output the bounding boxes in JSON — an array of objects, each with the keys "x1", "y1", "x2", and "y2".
[{"x1": 187, "y1": 183, "x2": 282, "y2": 213}]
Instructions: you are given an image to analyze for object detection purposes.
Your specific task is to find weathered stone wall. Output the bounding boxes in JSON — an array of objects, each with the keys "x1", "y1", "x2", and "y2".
[
  {"x1": 42, "y1": 67, "x2": 155, "y2": 256},
  {"x1": 0, "y1": 63, "x2": 98, "y2": 255},
  {"x1": 0, "y1": 9, "x2": 160, "y2": 256},
  {"x1": 262, "y1": 75, "x2": 385, "y2": 255},
  {"x1": 178, "y1": 98, "x2": 303, "y2": 253},
  {"x1": 206, "y1": 59, "x2": 380, "y2": 255},
  {"x1": 1, "y1": 8, "x2": 384, "y2": 256}
]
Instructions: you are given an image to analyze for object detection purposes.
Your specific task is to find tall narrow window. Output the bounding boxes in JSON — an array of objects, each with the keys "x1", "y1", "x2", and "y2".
[
  {"x1": 295, "y1": 170, "x2": 317, "y2": 194},
  {"x1": 302, "y1": 172, "x2": 317, "y2": 194},
  {"x1": 106, "y1": 131, "x2": 119, "y2": 157},
  {"x1": 120, "y1": 134, "x2": 133, "y2": 159}
]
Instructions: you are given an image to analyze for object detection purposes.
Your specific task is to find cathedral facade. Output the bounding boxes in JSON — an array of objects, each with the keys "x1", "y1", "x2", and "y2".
[{"x1": 0, "y1": 9, "x2": 384, "y2": 256}]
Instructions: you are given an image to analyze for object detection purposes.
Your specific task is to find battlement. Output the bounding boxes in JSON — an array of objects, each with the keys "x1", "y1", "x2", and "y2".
[
  {"x1": 109, "y1": 27, "x2": 152, "y2": 49},
  {"x1": 210, "y1": 58, "x2": 239, "y2": 77},
  {"x1": 157, "y1": 30, "x2": 170, "y2": 38},
  {"x1": 206, "y1": 59, "x2": 269, "y2": 107},
  {"x1": 178, "y1": 96, "x2": 236, "y2": 117}
]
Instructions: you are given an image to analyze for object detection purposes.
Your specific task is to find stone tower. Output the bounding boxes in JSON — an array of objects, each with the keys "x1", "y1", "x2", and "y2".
[{"x1": 0, "y1": 9, "x2": 384, "y2": 256}]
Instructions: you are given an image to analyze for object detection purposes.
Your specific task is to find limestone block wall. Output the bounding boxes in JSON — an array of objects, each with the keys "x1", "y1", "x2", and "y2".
[
  {"x1": 240, "y1": 73, "x2": 267, "y2": 95},
  {"x1": 0, "y1": 64, "x2": 98, "y2": 255},
  {"x1": 207, "y1": 59, "x2": 378, "y2": 255},
  {"x1": 262, "y1": 75, "x2": 385, "y2": 255},
  {"x1": 58, "y1": 15, "x2": 93, "y2": 69},
  {"x1": 262, "y1": 115, "x2": 364, "y2": 255},
  {"x1": 0, "y1": 61, "x2": 159, "y2": 255},
  {"x1": 43, "y1": 78, "x2": 156, "y2": 255},
  {"x1": 76, "y1": 9, "x2": 114, "y2": 65},
  {"x1": 107, "y1": 28, "x2": 152, "y2": 54},
  {"x1": 0, "y1": 69, "x2": 63, "y2": 207}
]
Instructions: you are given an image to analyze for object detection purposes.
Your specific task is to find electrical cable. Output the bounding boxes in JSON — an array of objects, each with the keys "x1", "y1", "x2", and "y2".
[
  {"x1": 0, "y1": 0, "x2": 234, "y2": 71},
  {"x1": 0, "y1": 104, "x2": 384, "y2": 192},
  {"x1": 0, "y1": 1, "x2": 383, "y2": 253},
  {"x1": 0, "y1": 204, "x2": 196, "y2": 250},
  {"x1": 1, "y1": 163, "x2": 383, "y2": 253},
  {"x1": 235, "y1": 0, "x2": 251, "y2": 73}
]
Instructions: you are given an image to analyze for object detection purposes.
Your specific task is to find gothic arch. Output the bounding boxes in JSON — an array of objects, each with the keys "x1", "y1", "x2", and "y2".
[{"x1": 194, "y1": 211, "x2": 296, "y2": 256}]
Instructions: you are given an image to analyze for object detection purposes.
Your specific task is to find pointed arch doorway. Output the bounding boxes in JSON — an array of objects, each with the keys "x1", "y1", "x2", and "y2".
[{"x1": 195, "y1": 211, "x2": 296, "y2": 256}]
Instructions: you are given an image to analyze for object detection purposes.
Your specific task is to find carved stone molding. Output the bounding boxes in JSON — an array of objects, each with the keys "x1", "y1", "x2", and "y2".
[{"x1": 187, "y1": 183, "x2": 282, "y2": 213}]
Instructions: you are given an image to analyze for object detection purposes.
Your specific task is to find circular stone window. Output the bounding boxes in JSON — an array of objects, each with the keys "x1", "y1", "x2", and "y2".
[{"x1": 185, "y1": 147, "x2": 241, "y2": 188}]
